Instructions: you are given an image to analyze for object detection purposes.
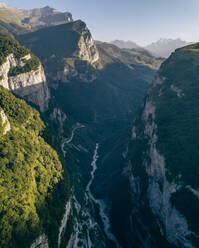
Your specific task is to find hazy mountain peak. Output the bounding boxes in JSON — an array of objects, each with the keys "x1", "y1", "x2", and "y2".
[
  {"x1": 0, "y1": 2, "x2": 8, "y2": 8},
  {"x1": 145, "y1": 38, "x2": 190, "y2": 58},
  {"x1": 111, "y1": 39, "x2": 140, "y2": 49},
  {"x1": 0, "y1": 2, "x2": 16, "y2": 10}
]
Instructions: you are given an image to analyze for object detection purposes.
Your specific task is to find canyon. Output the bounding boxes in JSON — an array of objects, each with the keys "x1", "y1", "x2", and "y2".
[{"x1": 0, "y1": 3, "x2": 198, "y2": 248}]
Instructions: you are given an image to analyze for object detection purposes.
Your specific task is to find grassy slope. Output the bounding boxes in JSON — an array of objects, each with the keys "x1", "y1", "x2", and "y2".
[
  {"x1": 96, "y1": 41, "x2": 162, "y2": 70},
  {"x1": 0, "y1": 7, "x2": 29, "y2": 35},
  {"x1": 0, "y1": 5, "x2": 72, "y2": 35}
]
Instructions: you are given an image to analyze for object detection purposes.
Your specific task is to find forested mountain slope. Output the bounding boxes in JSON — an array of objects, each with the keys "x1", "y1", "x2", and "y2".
[
  {"x1": 0, "y1": 85, "x2": 69, "y2": 248},
  {"x1": 123, "y1": 42, "x2": 199, "y2": 247}
]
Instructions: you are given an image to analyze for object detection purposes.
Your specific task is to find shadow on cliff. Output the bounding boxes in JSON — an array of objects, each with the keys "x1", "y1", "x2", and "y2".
[
  {"x1": 53, "y1": 61, "x2": 155, "y2": 127},
  {"x1": 12, "y1": 81, "x2": 49, "y2": 113}
]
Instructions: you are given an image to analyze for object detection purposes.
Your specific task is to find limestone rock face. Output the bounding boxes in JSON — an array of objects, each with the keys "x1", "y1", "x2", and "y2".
[
  {"x1": 0, "y1": 110, "x2": 10, "y2": 134},
  {"x1": 30, "y1": 235, "x2": 49, "y2": 248},
  {"x1": 54, "y1": 64, "x2": 97, "y2": 84},
  {"x1": 77, "y1": 28, "x2": 99, "y2": 64},
  {"x1": 50, "y1": 108, "x2": 67, "y2": 134},
  {"x1": 128, "y1": 93, "x2": 192, "y2": 247},
  {"x1": 124, "y1": 66, "x2": 199, "y2": 247},
  {"x1": 54, "y1": 22, "x2": 99, "y2": 84},
  {"x1": 0, "y1": 54, "x2": 50, "y2": 111},
  {"x1": 18, "y1": 20, "x2": 99, "y2": 85}
]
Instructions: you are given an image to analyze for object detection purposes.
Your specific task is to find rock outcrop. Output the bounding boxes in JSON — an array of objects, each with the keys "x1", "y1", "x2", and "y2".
[
  {"x1": 30, "y1": 235, "x2": 49, "y2": 248},
  {"x1": 0, "y1": 53, "x2": 49, "y2": 111},
  {"x1": 76, "y1": 25, "x2": 99, "y2": 64},
  {"x1": 128, "y1": 92, "x2": 193, "y2": 247},
  {"x1": 54, "y1": 62, "x2": 97, "y2": 84},
  {"x1": 18, "y1": 20, "x2": 100, "y2": 84},
  {"x1": 50, "y1": 108, "x2": 67, "y2": 134},
  {"x1": 0, "y1": 109, "x2": 10, "y2": 134},
  {"x1": 54, "y1": 22, "x2": 99, "y2": 83}
]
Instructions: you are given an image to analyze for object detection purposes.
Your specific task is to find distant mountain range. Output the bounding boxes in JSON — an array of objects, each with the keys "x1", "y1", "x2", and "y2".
[
  {"x1": 145, "y1": 38, "x2": 190, "y2": 58},
  {"x1": 0, "y1": 2, "x2": 73, "y2": 34},
  {"x1": 111, "y1": 40, "x2": 140, "y2": 49},
  {"x1": 111, "y1": 38, "x2": 191, "y2": 58}
]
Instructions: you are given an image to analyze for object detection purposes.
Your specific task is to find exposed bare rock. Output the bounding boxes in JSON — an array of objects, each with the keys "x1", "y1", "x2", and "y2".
[
  {"x1": 0, "y1": 109, "x2": 10, "y2": 134},
  {"x1": 125, "y1": 70, "x2": 197, "y2": 247},
  {"x1": 77, "y1": 31, "x2": 99, "y2": 64},
  {"x1": 54, "y1": 65, "x2": 97, "y2": 83},
  {"x1": 30, "y1": 235, "x2": 49, "y2": 248},
  {"x1": 50, "y1": 108, "x2": 67, "y2": 134},
  {"x1": 170, "y1": 84, "x2": 184, "y2": 97},
  {"x1": 0, "y1": 54, "x2": 50, "y2": 111}
]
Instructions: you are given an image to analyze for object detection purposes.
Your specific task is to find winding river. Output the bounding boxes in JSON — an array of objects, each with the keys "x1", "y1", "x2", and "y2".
[
  {"x1": 60, "y1": 124, "x2": 121, "y2": 248},
  {"x1": 61, "y1": 123, "x2": 84, "y2": 157},
  {"x1": 58, "y1": 123, "x2": 84, "y2": 248},
  {"x1": 86, "y1": 144, "x2": 121, "y2": 248}
]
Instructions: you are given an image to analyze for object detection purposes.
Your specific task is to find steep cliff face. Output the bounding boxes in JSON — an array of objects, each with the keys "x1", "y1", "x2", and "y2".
[
  {"x1": 77, "y1": 26, "x2": 99, "y2": 64},
  {"x1": 0, "y1": 35, "x2": 49, "y2": 111},
  {"x1": 125, "y1": 43, "x2": 199, "y2": 247},
  {"x1": 18, "y1": 20, "x2": 99, "y2": 84}
]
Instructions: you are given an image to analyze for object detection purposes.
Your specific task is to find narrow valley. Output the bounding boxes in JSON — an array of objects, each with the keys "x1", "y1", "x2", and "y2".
[{"x1": 0, "y1": 2, "x2": 198, "y2": 248}]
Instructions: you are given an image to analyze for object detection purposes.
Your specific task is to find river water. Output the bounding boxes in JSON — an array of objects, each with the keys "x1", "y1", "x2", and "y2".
[
  {"x1": 60, "y1": 125, "x2": 121, "y2": 248},
  {"x1": 86, "y1": 144, "x2": 121, "y2": 248}
]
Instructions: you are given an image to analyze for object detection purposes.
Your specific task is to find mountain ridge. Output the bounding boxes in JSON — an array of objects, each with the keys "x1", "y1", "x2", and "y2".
[
  {"x1": 121, "y1": 41, "x2": 199, "y2": 247},
  {"x1": 111, "y1": 40, "x2": 140, "y2": 49},
  {"x1": 145, "y1": 38, "x2": 191, "y2": 58},
  {"x1": 0, "y1": 3, "x2": 73, "y2": 34},
  {"x1": 111, "y1": 38, "x2": 191, "y2": 58}
]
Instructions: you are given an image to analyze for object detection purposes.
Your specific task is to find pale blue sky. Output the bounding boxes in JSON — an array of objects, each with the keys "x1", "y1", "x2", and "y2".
[{"x1": 2, "y1": 0, "x2": 199, "y2": 45}]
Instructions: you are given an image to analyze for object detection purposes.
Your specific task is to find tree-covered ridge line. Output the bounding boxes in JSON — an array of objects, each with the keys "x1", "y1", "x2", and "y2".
[
  {"x1": 0, "y1": 33, "x2": 41, "y2": 76},
  {"x1": 0, "y1": 86, "x2": 70, "y2": 248},
  {"x1": 151, "y1": 42, "x2": 199, "y2": 187},
  {"x1": 8, "y1": 54, "x2": 41, "y2": 76},
  {"x1": 96, "y1": 41, "x2": 163, "y2": 70},
  {"x1": 0, "y1": 34, "x2": 29, "y2": 64}
]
